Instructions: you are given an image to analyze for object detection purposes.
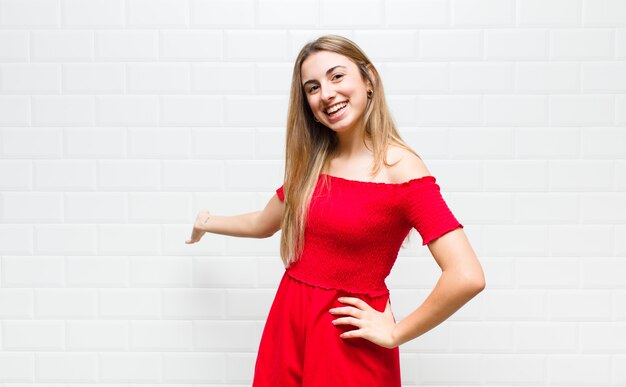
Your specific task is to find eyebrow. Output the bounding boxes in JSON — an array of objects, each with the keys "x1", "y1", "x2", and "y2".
[{"x1": 302, "y1": 65, "x2": 347, "y2": 88}]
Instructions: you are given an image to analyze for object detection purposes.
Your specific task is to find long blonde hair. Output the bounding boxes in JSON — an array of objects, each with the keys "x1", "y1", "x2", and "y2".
[{"x1": 279, "y1": 35, "x2": 421, "y2": 268}]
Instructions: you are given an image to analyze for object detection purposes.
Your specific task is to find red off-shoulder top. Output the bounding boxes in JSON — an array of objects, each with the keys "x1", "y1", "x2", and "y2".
[{"x1": 275, "y1": 174, "x2": 463, "y2": 295}]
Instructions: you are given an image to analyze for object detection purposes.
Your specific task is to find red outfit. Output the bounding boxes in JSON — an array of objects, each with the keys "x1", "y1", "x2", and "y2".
[{"x1": 253, "y1": 174, "x2": 463, "y2": 386}]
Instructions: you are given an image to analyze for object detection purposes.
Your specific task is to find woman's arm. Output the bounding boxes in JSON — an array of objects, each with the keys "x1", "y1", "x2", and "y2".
[
  {"x1": 185, "y1": 193, "x2": 284, "y2": 243},
  {"x1": 391, "y1": 228, "x2": 485, "y2": 347}
]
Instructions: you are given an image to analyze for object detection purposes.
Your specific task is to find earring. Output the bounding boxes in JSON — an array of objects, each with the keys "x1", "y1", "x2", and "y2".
[
  {"x1": 367, "y1": 89, "x2": 373, "y2": 99},
  {"x1": 314, "y1": 117, "x2": 320, "y2": 122}
]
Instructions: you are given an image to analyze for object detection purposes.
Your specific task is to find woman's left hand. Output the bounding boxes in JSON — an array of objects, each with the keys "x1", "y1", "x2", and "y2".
[{"x1": 329, "y1": 297, "x2": 398, "y2": 349}]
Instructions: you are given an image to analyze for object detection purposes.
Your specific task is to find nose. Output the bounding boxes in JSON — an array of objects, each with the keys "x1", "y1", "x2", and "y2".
[{"x1": 320, "y1": 83, "x2": 336, "y2": 103}]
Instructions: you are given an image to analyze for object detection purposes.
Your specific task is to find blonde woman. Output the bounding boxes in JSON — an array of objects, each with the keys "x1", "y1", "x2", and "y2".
[{"x1": 186, "y1": 35, "x2": 485, "y2": 386}]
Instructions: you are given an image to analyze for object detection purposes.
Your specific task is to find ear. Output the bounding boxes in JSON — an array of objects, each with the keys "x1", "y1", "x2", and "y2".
[{"x1": 365, "y1": 63, "x2": 376, "y2": 89}]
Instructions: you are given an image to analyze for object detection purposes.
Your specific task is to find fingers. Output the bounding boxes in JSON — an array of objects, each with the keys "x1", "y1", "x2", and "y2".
[
  {"x1": 338, "y1": 296, "x2": 371, "y2": 310},
  {"x1": 185, "y1": 229, "x2": 204, "y2": 244},
  {"x1": 329, "y1": 296, "x2": 397, "y2": 348},
  {"x1": 187, "y1": 232, "x2": 203, "y2": 243},
  {"x1": 329, "y1": 296, "x2": 375, "y2": 317},
  {"x1": 331, "y1": 316, "x2": 361, "y2": 328},
  {"x1": 329, "y1": 306, "x2": 362, "y2": 318}
]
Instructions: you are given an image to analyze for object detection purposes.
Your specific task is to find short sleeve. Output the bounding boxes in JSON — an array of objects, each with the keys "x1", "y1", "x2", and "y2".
[
  {"x1": 276, "y1": 184, "x2": 285, "y2": 202},
  {"x1": 403, "y1": 177, "x2": 463, "y2": 245}
]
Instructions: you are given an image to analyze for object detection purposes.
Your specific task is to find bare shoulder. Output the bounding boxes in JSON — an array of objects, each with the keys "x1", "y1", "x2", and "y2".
[{"x1": 386, "y1": 145, "x2": 432, "y2": 183}]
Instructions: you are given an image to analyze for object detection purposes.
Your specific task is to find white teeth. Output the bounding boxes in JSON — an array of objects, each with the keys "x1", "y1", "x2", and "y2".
[{"x1": 326, "y1": 102, "x2": 347, "y2": 114}]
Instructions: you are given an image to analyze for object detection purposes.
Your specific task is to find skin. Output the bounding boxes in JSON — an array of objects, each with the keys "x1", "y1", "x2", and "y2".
[
  {"x1": 187, "y1": 50, "x2": 486, "y2": 349},
  {"x1": 301, "y1": 50, "x2": 374, "y2": 159}
]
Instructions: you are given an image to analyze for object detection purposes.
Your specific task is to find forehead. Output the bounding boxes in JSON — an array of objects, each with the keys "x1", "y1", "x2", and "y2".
[{"x1": 300, "y1": 51, "x2": 355, "y2": 80}]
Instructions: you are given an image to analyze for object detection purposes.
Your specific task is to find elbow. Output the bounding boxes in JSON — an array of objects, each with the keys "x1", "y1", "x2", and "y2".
[
  {"x1": 461, "y1": 255, "x2": 486, "y2": 295},
  {"x1": 461, "y1": 277, "x2": 484, "y2": 300},
  {"x1": 472, "y1": 274, "x2": 486, "y2": 294},
  {"x1": 456, "y1": 268, "x2": 485, "y2": 296},
  {"x1": 467, "y1": 270, "x2": 486, "y2": 295}
]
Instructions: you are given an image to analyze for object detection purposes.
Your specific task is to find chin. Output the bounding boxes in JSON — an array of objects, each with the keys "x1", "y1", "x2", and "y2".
[
  {"x1": 327, "y1": 117, "x2": 364, "y2": 133},
  {"x1": 329, "y1": 125, "x2": 356, "y2": 135}
]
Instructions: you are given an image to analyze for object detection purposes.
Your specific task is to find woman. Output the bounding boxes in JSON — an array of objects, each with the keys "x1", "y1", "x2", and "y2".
[{"x1": 186, "y1": 35, "x2": 485, "y2": 386}]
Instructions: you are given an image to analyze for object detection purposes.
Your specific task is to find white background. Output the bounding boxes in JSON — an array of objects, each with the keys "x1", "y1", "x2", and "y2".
[{"x1": 0, "y1": 0, "x2": 625, "y2": 385}]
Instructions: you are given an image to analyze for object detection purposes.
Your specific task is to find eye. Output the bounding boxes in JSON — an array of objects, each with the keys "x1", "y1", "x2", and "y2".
[
  {"x1": 332, "y1": 74, "x2": 344, "y2": 80},
  {"x1": 307, "y1": 85, "x2": 319, "y2": 93}
]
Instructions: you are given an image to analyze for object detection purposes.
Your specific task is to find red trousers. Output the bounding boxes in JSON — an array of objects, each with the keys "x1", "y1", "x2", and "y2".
[{"x1": 253, "y1": 271, "x2": 401, "y2": 386}]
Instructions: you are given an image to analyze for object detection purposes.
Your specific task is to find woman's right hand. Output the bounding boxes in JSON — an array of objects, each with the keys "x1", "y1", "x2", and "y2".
[{"x1": 185, "y1": 209, "x2": 210, "y2": 244}]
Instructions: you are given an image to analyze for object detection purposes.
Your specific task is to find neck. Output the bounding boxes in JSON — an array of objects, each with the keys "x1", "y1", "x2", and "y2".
[{"x1": 333, "y1": 121, "x2": 371, "y2": 159}]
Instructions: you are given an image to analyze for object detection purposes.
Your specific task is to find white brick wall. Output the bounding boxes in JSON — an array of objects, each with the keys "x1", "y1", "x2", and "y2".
[{"x1": 0, "y1": 0, "x2": 624, "y2": 385}]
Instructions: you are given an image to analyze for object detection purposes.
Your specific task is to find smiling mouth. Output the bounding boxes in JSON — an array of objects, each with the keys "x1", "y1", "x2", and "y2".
[{"x1": 325, "y1": 102, "x2": 348, "y2": 117}]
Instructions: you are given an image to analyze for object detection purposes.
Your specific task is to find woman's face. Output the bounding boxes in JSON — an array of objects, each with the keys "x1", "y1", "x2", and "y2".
[{"x1": 300, "y1": 50, "x2": 371, "y2": 133}]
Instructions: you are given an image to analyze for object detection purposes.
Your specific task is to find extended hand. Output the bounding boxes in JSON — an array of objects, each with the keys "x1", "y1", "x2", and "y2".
[
  {"x1": 329, "y1": 296, "x2": 398, "y2": 349},
  {"x1": 185, "y1": 209, "x2": 210, "y2": 244}
]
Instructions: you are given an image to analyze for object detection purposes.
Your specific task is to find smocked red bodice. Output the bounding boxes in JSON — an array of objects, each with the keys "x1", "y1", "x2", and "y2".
[{"x1": 275, "y1": 174, "x2": 463, "y2": 295}]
